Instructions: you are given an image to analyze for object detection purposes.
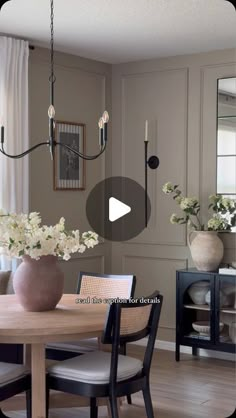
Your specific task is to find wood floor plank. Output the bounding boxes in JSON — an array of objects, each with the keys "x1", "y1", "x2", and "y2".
[{"x1": 2, "y1": 346, "x2": 235, "y2": 418}]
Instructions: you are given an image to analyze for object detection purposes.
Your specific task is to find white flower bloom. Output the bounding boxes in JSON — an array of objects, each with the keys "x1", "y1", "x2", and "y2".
[
  {"x1": 207, "y1": 215, "x2": 227, "y2": 231},
  {"x1": 175, "y1": 196, "x2": 183, "y2": 204},
  {"x1": 162, "y1": 182, "x2": 174, "y2": 194},
  {"x1": 0, "y1": 210, "x2": 99, "y2": 260},
  {"x1": 170, "y1": 214, "x2": 179, "y2": 224},
  {"x1": 221, "y1": 198, "x2": 235, "y2": 210},
  {"x1": 180, "y1": 197, "x2": 198, "y2": 210},
  {"x1": 209, "y1": 194, "x2": 218, "y2": 204}
]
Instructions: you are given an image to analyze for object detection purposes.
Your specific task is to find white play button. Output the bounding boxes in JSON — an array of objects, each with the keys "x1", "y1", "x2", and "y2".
[{"x1": 109, "y1": 197, "x2": 131, "y2": 222}]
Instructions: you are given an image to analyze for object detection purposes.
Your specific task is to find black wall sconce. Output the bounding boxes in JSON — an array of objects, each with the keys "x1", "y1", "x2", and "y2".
[{"x1": 144, "y1": 121, "x2": 160, "y2": 227}]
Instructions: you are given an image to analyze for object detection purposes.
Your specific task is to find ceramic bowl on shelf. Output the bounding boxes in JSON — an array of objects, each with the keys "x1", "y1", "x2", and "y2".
[
  {"x1": 229, "y1": 322, "x2": 236, "y2": 343},
  {"x1": 188, "y1": 281, "x2": 210, "y2": 305},
  {"x1": 192, "y1": 321, "x2": 224, "y2": 336},
  {"x1": 205, "y1": 289, "x2": 232, "y2": 307}
]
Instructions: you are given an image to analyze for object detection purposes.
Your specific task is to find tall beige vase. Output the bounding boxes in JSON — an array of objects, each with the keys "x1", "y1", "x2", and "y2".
[
  {"x1": 188, "y1": 231, "x2": 224, "y2": 272},
  {"x1": 13, "y1": 255, "x2": 64, "y2": 311}
]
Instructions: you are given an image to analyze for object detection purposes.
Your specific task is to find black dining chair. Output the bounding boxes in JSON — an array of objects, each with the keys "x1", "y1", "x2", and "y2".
[
  {"x1": 46, "y1": 271, "x2": 136, "y2": 405},
  {"x1": 47, "y1": 291, "x2": 163, "y2": 418},
  {"x1": 46, "y1": 271, "x2": 136, "y2": 360},
  {"x1": 0, "y1": 362, "x2": 31, "y2": 418}
]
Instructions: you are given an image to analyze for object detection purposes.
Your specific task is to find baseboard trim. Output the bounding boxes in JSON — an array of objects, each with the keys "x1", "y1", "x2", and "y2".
[{"x1": 132, "y1": 338, "x2": 236, "y2": 361}]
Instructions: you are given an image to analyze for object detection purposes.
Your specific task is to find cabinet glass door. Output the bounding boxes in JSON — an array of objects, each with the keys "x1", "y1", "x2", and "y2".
[
  {"x1": 218, "y1": 275, "x2": 236, "y2": 346},
  {"x1": 182, "y1": 277, "x2": 213, "y2": 343}
]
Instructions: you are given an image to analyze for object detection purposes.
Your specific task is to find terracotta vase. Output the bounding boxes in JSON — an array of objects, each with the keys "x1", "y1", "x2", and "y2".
[
  {"x1": 13, "y1": 255, "x2": 64, "y2": 311},
  {"x1": 188, "y1": 231, "x2": 224, "y2": 272}
]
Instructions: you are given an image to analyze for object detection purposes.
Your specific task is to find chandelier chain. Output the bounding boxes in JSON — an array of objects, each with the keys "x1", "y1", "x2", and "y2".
[{"x1": 49, "y1": 0, "x2": 56, "y2": 86}]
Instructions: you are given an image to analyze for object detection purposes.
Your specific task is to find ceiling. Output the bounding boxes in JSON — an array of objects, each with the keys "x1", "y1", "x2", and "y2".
[{"x1": 0, "y1": 0, "x2": 236, "y2": 64}]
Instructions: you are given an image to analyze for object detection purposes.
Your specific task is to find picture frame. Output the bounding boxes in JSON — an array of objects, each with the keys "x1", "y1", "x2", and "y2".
[{"x1": 54, "y1": 120, "x2": 86, "y2": 190}]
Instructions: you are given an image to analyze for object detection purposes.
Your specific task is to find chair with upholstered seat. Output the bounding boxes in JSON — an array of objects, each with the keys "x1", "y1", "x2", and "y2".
[
  {"x1": 0, "y1": 362, "x2": 31, "y2": 418},
  {"x1": 46, "y1": 271, "x2": 136, "y2": 360},
  {"x1": 47, "y1": 291, "x2": 163, "y2": 418}
]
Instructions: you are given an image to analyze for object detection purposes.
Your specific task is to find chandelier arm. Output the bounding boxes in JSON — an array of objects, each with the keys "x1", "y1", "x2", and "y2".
[
  {"x1": 56, "y1": 142, "x2": 106, "y2": 161},
  {"x1": 0, "y1": 141, "x2": 50, "y2": 159}
]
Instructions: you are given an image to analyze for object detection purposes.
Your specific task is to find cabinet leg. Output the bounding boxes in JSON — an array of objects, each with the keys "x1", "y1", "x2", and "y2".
[
  {"x1": 192, "y1": 346, "x2": 198, "y2": 357},
  {"x1": 175, "y1": 344, "x2": 180, "y2": 362}
]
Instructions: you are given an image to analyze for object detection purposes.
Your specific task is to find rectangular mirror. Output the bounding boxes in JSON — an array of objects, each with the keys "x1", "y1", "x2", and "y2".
[{"x1": 217, "y1": 77, "x2": 236, "y2": 197}]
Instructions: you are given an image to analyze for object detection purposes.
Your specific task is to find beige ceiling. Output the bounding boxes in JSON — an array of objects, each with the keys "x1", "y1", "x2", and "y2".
[{"x1": 0, "y1": 0, "x2": 235, "y2": 64}]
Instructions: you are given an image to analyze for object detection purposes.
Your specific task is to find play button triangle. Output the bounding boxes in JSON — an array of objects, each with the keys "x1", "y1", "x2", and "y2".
[{"x1": 109, "y1": 197, "x2": 131, "y2": 222}]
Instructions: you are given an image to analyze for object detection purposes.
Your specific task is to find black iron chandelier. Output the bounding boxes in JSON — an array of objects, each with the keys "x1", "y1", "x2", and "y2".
[{"x1": 0, "y1": 0, "x2": 109, "y2": 161}]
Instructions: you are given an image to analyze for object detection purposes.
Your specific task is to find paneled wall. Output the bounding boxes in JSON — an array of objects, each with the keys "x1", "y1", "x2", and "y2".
[
  {"x1": 111, "y1": 48, "x2": 236, "y2": 342},
  {"x1": 29, "y1": 47, "x2": 112, "y2": 292},
  {"x1": 28, "y1": 46, "x2": 236, "y2": 342}
]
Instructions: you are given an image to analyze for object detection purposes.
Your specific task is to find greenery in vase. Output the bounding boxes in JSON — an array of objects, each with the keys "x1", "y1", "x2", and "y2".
[
  {"x1": 0, "y1": 210, "x2": 99, "y2": 260},
  {"x1": 162, "y1": 182, "x2": 236, "y2": 231}
]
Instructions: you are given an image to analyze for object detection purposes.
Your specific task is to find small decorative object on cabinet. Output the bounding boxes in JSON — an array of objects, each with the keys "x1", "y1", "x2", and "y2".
[
  {"x1": 188, "y1": 281, "x2": 210, "y2": 304},
  {"x1": 229, "y1": 322, "x2": 236, "y2": 343},
  {"x1": 188, "y1": 231, "x2": 224, "y2": 272},
  {"x1": 176, "y1": 268, "x2": 236, "y2": 361}
]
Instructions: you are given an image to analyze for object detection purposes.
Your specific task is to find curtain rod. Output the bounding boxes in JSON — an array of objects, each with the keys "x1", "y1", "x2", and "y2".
[{"x1": 0, "y1": 32, "x2": 35, "y2": 49}]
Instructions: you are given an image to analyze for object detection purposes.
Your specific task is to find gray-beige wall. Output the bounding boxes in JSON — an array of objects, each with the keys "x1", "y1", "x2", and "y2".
[
  {"x1": 29, "y1": 46, "x2": 236, "y2": 343},
  {"x1": 29, "y1": 47, "x2": 112, "y2": 292},
  {"x1": 111, "y1": 48, "x2": 236, "y2": 342}
]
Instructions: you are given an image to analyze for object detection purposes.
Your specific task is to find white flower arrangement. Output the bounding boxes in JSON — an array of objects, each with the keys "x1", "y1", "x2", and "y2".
[
  {"x1": 162, "y1": 182, "x2": 236, "y2": 231},
  {"x1": 0, "y1": 210, "x2": 99, "y2": 260}
]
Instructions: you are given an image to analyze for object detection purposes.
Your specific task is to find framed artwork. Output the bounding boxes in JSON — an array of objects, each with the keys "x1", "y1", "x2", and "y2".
[{"x1": 54, "y1": 121, "x2": 86, "y2": 190}]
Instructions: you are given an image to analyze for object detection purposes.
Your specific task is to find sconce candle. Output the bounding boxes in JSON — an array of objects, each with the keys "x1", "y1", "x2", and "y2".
[
  {"x1": 98, "y1": 117, "x2": 104, "y2": 148},
  {"x1": 144, "y1": 120, "x2": 160, "y2": 227},
  {"x1": 102, "y1": 110, "x2": 109, "y2": 143},
  {"x1": 0, "y1": 125, "x2": 4, "y2": 143},
  {"x1": 145, "y1": 120, "x2": 149, "y2": 142}
]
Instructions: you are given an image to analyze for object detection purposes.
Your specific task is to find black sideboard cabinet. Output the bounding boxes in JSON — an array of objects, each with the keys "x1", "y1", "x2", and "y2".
[{"x1": 176, "y1": 268, "x2": 236, "y2": 361}]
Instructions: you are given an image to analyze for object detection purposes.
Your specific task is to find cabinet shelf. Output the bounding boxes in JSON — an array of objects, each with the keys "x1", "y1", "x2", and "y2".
[
  {"x1": 184, "y1": 304, "x2": 209, "y2": 311},
  {"x1": 218, "y1": 115, "x2": 236, "y2": 119},
  {"x1": 183, "y1": 304, "x2": 236, "y2": 314},
  {"x1": 221, "y1": 307, "x2": 236, "y2": 314}
]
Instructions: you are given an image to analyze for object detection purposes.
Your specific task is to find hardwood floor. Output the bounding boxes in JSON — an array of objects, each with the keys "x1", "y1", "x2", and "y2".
[{"x1": 2, "y1": 346, "x2": 236, "y2": 418}]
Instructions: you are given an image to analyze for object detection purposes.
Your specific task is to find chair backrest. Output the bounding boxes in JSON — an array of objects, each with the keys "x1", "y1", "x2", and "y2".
[
  {"x1": 0, "y1": 271, "x2": 14, "y2": 295},
  {"x1": 77, "y1": 271, "x2": 136, "y2": 299},
  {"x1": 102, "y1": 291, "x2": 163, "y2": 384},
  {"x1": 0, "y1": 271, "x2": 23, "y2": 364}
]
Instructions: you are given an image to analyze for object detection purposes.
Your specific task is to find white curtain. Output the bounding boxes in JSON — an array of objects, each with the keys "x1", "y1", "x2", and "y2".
[{"x1": 0, "y1": 37, "x2": 29, "y2": 270}]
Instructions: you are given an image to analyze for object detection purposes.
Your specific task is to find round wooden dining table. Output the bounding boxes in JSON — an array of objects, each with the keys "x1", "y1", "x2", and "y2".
[{"x1": 0, "y1": 294, "x2": 107, "y2": 418}]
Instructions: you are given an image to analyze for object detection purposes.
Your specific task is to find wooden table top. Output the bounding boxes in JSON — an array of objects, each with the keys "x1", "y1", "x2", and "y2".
[{"x1": 0, "y1": 294, "x2": 107, "y2": 344}]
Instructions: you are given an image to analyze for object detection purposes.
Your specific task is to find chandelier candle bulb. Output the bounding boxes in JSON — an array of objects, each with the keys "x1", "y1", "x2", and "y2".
[
  {"x1": 145, "y1": 120, "x2": 148, "y2": 142},
  {"x1": 48, "y1": 105, "x2": 56, "y2": 119}
]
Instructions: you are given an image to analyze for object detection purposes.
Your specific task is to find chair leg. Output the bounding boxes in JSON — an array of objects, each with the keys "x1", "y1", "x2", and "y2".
[
  {"x1": 26, "y1": 390, "x2": 32, "y2": 418},
  {"x1": 127, "y1": 394, "x2": 132, "y2": 404},
  {"x1": 142, "y1": 385, "x2": 154, "y2": 418},
  {"x1": 46, "y1": 386, "x2": 50, "y2": 418},
  {"x1": 109, "y1": 395, "x2": 119, "y2": 418},
  {"x1": 90, "y1": 397, "x2": 98, "y2": 418},
  {"x1": 0, "y1": 409, "x2": 10, "y2": 418}
]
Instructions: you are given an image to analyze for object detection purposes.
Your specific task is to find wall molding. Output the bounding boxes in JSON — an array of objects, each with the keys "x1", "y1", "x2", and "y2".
[{"x1": 120, "y1": 67, "x2": 188, "y2": 246}]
